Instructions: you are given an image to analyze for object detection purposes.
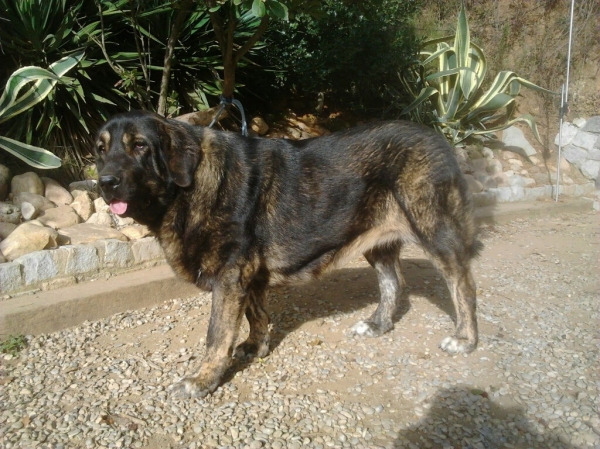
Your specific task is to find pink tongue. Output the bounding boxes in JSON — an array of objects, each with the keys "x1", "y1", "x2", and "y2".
[{"x1": 109, "y1": 200, "x2": 128, "y2": 215}]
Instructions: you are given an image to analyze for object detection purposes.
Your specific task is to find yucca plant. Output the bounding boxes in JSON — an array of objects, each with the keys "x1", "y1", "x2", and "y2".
[
  {"x1": 397, "y1": 3, "x2": 556, "y2": 144},
  {"x1": 0, "y1": 52, "x2": 84, "y2": 168}
]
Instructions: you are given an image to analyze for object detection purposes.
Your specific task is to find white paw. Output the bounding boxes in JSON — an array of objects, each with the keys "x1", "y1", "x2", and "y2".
[
  {"x1": 350, "y1": 321, "x2": 377, "y2": 337},
  {"x1": 439, "y1": 336, "x2": 473, "y2": 354}
]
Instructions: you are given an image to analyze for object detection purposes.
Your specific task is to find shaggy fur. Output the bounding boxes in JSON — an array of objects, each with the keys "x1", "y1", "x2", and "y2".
[{"x1": 94, "y1": 110, "x2": 481, "y2": 398}]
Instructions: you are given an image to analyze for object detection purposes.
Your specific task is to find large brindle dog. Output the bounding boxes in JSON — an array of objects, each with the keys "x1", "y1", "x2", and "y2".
[{"x1": 94, "y1": 110, "x2": 481, "y2": 398}]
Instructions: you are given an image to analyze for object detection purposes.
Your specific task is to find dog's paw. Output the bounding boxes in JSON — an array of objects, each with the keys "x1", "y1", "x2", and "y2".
[
  {"x1": 350, "y1": 320, "x2": 388, "y2": 337},
  {"x1": 169, "y1": 376, "x2": 219, "y2": 399},
  {"x1": 234, "y1": 341, "x2": 269, "y2": 360},
  {"x1": 439, "y1": 336, "x2": 476, "y2": 354}
]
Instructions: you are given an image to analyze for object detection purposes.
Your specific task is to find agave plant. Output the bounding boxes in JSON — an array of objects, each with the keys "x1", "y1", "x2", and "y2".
[
  {"x1": 0, "y1": 52, "x2": 84, "y2": 169},
  {"x1": 397, "y1": 4, "x2": 556, "y2": 144}
]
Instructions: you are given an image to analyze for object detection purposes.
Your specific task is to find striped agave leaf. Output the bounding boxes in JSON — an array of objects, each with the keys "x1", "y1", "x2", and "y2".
[{"x1": 0, "y1": 51, "x2": 84, "y2": 168}]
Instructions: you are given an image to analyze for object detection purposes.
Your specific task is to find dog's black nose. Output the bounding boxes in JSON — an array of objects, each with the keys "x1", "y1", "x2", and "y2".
[{"x1": 99, "y1": 175, "x2": 121, "y2": 189}]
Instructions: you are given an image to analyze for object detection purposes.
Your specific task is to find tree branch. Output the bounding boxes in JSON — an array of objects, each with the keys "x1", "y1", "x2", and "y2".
[{"x1": 234, "y1": 16, "x2": 270, "y2": 65}]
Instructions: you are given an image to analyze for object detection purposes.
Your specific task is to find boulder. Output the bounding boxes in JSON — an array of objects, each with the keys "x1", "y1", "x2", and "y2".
[
  {"x1": 86, "y1": 211, "x2": 114, "y2": 227},
  {"x1": 463, "y1": 174, "x2": 483, "y2": 193},
  {"x1": 562, "y1": 145, "x2": 588, "y2": 169},
  {"x1": 581, "y1": 116, "x2": 600, "y2": 133},
  {"x1": 0, "y1": 164, "x2": 10, "y2": 201},
  {"x1": 571, "y1": 131, "x2": 598, "y2": 151},
  {"x1": 486, "y1": 159, "x2": 503, "y2": 176},
  {"x1": 120, "y1": 224, "x2": 152, "y2": 240},
  {"x1": 0, "y1": 202, "x2": 21, "y2": 224},
  {"x1": 501, "y1": 126, "x2": 537, "y2": 157},
  {"x1": 13, "y1": 192, "x2": 56, "y2": 211},
  {"x1": 0, "y1": 222, "x2": 17, "y2": 239},
  {"x1": 41, "y1": 177, "x2": 73, "y2": 205},
  {"x1": 581, "y1": 160, "x2": 600, "y2": 180},
  {"x1": 70, "y1": 191, "x2": 95, "y2": 221},
  {"x1": 0, "y1": 222, "x2": 59, "y2": 261},
  {"x1": 250, "y1": 116, "x2": 270, "y2": 136},
  {"x1": 38, "y1": 205, "x2": 81, "y2": 229},
  {"x1": 94, "y1": 197, "x2": 109, "y2": 213},
  {"x1": 11, "y1": 172, "x2": 44, "y2": 196},
  {"x1": 58, "y1": 223, "x2": 128, "y2": 245},
  {"x1": 69, "y1": 180, "x2": 97, "y2": 193},
  {"x1": 554, "y1": 122, "x2": 579, "y2": 146},
  {"x1": 21, "y1": 202, "x2": 39, "y2": 221}
]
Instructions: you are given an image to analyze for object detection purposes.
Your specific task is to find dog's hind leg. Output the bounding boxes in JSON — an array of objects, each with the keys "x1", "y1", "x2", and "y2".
[
  {"x1": 424, "y1": 233, "x2": 479, "y2": 354},
  {"x1": 351, "y1": 242, "x2": 404, "y2": 337},
  {"x1": 235, "y1": 284, "x2": 270, "y2": 360}
]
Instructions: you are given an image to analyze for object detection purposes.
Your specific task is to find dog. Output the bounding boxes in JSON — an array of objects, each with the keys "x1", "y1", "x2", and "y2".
[{"x1": 94, "y1": 110, "x2": 481, "y2": 398}]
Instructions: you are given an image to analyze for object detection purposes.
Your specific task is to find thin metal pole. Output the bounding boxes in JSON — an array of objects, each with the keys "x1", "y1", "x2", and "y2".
[
  {"x1": 555, "y1": 84, "x2": 565, "y2": 202},
  {"x1": 555, "y1": 0, "x2": 576, "y2": 202}
]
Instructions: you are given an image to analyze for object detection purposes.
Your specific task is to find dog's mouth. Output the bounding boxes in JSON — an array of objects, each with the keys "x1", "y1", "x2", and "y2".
[{"x1": 109, "y1": 200, "x2": 128, "y2": 215}]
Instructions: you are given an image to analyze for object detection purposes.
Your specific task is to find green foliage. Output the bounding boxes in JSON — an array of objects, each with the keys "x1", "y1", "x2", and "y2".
[
  {"x1": 395, "y1": 4, "x2": 556, "y2": 144},
  {"x1": 251, "y1": 0, "x2": 420, "y2": 111},
  {"x1": 0, "y1": 53, "x2": 83, "y2": 168},
  {"x1": 0, "y1": 334, "x2": 28, "y2": 357}
]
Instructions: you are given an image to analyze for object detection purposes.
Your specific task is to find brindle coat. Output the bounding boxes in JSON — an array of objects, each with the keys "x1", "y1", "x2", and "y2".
[{"x1": 94, "y1": 110, "x2": 481, "y2": 398}]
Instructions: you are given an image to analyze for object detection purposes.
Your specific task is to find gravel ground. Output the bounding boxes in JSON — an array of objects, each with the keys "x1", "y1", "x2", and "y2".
[{"x1": 1, "y1": 211, "x2": 598, "y2": 449}]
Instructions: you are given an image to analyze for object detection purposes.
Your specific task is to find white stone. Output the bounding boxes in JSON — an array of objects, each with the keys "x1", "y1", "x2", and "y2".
[
  {"x1": 463, "y1": 174, "x2": 483, "y2": 193},
  {"x1": 120, "y1": 225, "x2": 151, "y2": 240},
  {"x1": 502, "y1": 126, "x2": 537, "y2": 157},
  {"x1": 580, "y1": 160, "x2": 600, "y2": 180},
  {"x1": 250, "y1": 116, "x2": 269, "y2": 135},
  {"x1": 13, "y1": 192, "x2": 55, "y2": 211},
  {"x1": 562, "y1": 145, "x2": 588, "y2": 168},
  {"x1": 86, "y1": 211, "x2": 114, "y2": 227},
  {"x1": 486, "y1": 159, "x2": 503, "y2": 176},
  {"x1": 70, "y1": 191, "x2": 94, "y2": 221},
  {"x1": 571, "y1": 131, "x2": 598, "y2": 151},
  {"x1": 0, "y1": 262, "x2": 23, "y2": 294},
  {"x1": 69, "y1": 180, "x2": 97, "y2": 193},
  {"x1": 0, "y1": 222, "x2": 59, "y2": 261},
  {"x1": 554, "y1": 122, "x2": 579, "y2": 146},
  {"x1": 131, "y1": 237, "x2": 164, "y2": 264},
  {"x1": 93, "y1": 239, "x2": 133, "y2": 269},
  {"x1": 11, "y1": 172, "x2": 44, "y2": 196},
  {"x1": 94, "y1": 197, "x2": 109, "y2": 213},
  {"x1": 21, "y1": 202, "x2": 39, "y2": 221},
  {"x1": 38, "y1": 205, "x2": 81, "y2": 230},
  {"x1": 572, "y1": 117, "x2": 587, "y2": 128},
  {"x1": 59, "y1": 223, "x2": 128, "y2": 245},
  {"x1": 14, "y1": 250, "x2": 63, "y2": 286},
  {"x1": 41, "y1": 177, "x2": 73, "y2": 205},
  {"x1": 0, "y1": 202, "x2": 21, "y2": 224},
  {"x1": 581, "y1": 116, "x2": 600, "y2": 133},
  {"x1": 481, "y1": 147, "x2": 494, "y2": 159},
  {"x1": 587, "y1": 149, "x2": 600, "y2": 161},
  {"x1": 62, "y1": 245, "x2": 100, "y2": 276},
  {"x1": 0, "y1": 222, "x2": 17, "y2": 239}
]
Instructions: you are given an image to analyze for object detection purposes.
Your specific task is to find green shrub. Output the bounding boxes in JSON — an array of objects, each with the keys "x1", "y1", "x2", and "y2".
[{"x1": 249, "y1": 0, "x2": 420, "y2": 112}]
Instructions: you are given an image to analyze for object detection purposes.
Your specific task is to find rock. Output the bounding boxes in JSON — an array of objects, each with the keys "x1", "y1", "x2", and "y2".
[
  {"x1": 562, "y1": 145, "x2": 588, "y2": 168},
  {"x1": 21, "y1": 202, "x2": 39, "y2": 221},
  {"x1": 113, "y1": 215, "x2": 135, "y2": 228},
  {"x1": 529, "y1": 156, "x2": 541, "y2": 165},
  {"x1": 69, "y1": 180, "x2": 97, "y2": 193},
  {"x1": 41, "y1": 177, "x2": 73, "y2": 205},
  {"x1": 502, "y1": 126, "x2": 537, "y2": 157},
  {"x1": 501, "y1": 150, "x2": 522, "y2": 160},
  {"x1": 0, "y1": 252, "x2": 5, "y2": 264},
  {"x1": 481, "y1": 147, "x2": 494, "y2": 159},
  {"x1": 94, "y1": 197, "x2": 109, "y2": 214},
  {"x1": 70, "y1": 191, "x2": 94, "y2": 221},
  {"x1": 554, "y1": 122, "x2": 580, "y2": 146},
  {"x1": 493, "y1": 173, "x2": 510, "y2": 187},
  {"x1": 251, "y1": 116, "x2": 270, "y2": 136},
  {"x1": 562, "y1": 174, "x2": 574, "y2": 185},
  {"x1": 466, "y1": 146, "x2": 483, "y2": 159},
  {"x1": 580, "y1": 160, "x2": 600, "y2": 180},
  {"x1": 588, "y1": 149, "x2": 600, "y2": 161},
  {"x1": 463, "y1": 174, "x2": 483, "y2": 193},
  {"x1": 559, "y1": 157, "x2": 571, "y2": 172},
  {"x1": 86, "y1": 211, "x2": 114, "y2": 227},
  {"x1": 58, "y1": 223, "x2": 128, "y2": 245},
  {"x1": 120, "y1": 225, "x2": 151, "y2": 240},
  {"x1": 581, "y1": 116, "x2": 600, "y2": 133},
  {"x1": 571, "y1": 131, "x2": 597, "y2": 151},
  {"x1": 11, "y1": 172, "x2": 44, "y2": 196},
  {"x1": 0, "y1": 222, "x2": 59, "y2": 261},
  {"x1": 453, "y1": 147, "x2": 471, "y2": 173},
  {"x1": 471, "y1": 158, "x2": 487, "y2": 172},
  {"x1": 0, "y1": 202, "x2": 21, "y2": 224},
  {"x1": 573, "y1": 117, "x2": 587, "y2": 128},
  {"x1": 174, "y1": 107, "x2": 229, "y2": 126},
  {"x1": 0, "y1": 164, "x2": 10, "y2": 201},
  {"x1": 13, "y1": 192, "x2": 56, "y2": 211},
  {"x1": 486, "y1": 159, "x2": 503, "y2": 176},
  {"x1": 0, "y1": 222, "x2": 17, "y2": 239},
  {"x1": 38, "y1": 205, "x2": 81, "y2": 229}
]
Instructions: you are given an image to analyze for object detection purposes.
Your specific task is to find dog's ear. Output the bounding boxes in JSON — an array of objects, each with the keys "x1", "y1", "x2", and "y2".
[{"x1": 158, "y1": 120, "x2": 202, "y2": 188}]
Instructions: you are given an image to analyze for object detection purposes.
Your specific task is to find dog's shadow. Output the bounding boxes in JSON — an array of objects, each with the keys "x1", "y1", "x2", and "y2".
[{"x1": 224, "y1": 257, "x2": 455, "y2": 381}]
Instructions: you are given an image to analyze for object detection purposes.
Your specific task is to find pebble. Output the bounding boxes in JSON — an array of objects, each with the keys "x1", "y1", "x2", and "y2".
[{"x1": 0, "y1": 213, "x2": 598, "y2": 448}]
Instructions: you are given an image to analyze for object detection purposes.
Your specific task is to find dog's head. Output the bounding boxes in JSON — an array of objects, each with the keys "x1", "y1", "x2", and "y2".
[{"x1": 93, "y1": 110, "x2": 202, "y2": 227}]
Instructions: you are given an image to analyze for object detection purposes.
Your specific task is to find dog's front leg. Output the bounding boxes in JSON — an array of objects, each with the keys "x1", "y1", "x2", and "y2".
[{"x1": 171, "y1": 270, "x2": 246, "y2": 398}]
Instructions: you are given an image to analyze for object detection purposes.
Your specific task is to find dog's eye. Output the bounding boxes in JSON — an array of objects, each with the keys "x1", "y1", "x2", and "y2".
[
  {"x1": 97, "y1": 144, "x2": 105, "y2": 154},
  {"x1": 133, "y1": 141, "x2": 146, "y2": 151}
]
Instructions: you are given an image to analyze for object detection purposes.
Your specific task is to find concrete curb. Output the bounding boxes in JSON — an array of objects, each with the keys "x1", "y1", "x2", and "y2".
[{"x1": 0, "y1": 197, "x2": 595, "y2": 337}]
